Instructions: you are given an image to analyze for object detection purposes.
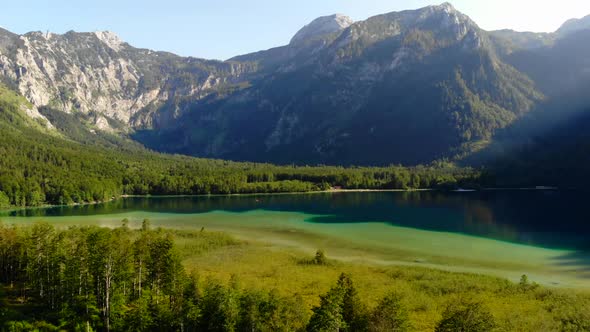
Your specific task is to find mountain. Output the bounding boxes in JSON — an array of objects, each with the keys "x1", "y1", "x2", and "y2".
[
  {"x1": 230, "y1": 14, "x2": 354, "y2": 73},
  {"x1": 557, "y1": 14, "x2": 590, "y2": 36},
  {"x1": 0, "y1": 80, "x2": 481, "y2": 209},
  {"x1": 290, "y1": 14, "x2": 354, "y2": 44},
  {"x1": 0, "y1": 28, "x2": 256, "y2": 131},
  {"x1": 0, "y1": 3, "x2": 589, "y2": 167},
  {"x1": 136, "y1": 3, "x2": 543, "y2": 165},
  {"x1": 465, "y1": 26, "x2": 590, "y2": 179},
  {"x1": 489, "y1": 30, "x2": 555, "y2": 54}
]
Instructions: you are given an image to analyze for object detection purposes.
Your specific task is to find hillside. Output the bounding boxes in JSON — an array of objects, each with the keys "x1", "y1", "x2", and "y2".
[
  {"x1": 135, "y1": 3, "x2": 543, "y2": 165},
  {"x1": 470, "y1": 26, "x2": 590, "y2": 182},
  {"x1": 0, "y1": 27, "x2": 256, "y2": 131},
  {"x1": 0, "y1": 82, "x2": 480, "y2": 209},
  {"x1": 0, "y1": 3, "x2": 550, "y2": 166},
  {"x1": 0, "y1": 3, "x2": 589, "y2": 170}
]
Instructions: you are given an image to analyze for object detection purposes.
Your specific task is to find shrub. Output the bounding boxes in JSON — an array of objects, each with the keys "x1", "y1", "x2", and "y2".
[
  {"x1": 435, "y1": 300, "x2": 496, "y2": 332},
  {"x1": 369, "y1": 293, "x2": 409, "y2": 332},
  {"x1": 314, "y1": 249, "x2": 328, "y2": 265}
]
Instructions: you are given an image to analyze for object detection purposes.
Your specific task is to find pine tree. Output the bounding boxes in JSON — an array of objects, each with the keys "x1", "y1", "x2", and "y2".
[{"x1": 369, "y1": 293, "x2": 409, "y2": 332}]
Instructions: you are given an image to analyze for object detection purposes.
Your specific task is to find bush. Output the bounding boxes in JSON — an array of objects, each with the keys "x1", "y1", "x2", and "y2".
[
  {"x1": 369, "y1": 293, "x2": 409, "y2": 332},
  {"x1": 314, "y1": 249, "x2": 328, "y2": 265},
  {"x1": 435, "y1": 300, "x2": 496, "y2": 332}
]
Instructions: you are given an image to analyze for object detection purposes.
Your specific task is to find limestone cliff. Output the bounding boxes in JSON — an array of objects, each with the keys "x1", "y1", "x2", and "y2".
[{"x1": 0, "y1": 28, "x2": 256, "y2": 131}]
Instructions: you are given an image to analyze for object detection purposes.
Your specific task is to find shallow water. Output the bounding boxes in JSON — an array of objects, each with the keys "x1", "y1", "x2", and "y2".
[{"x1": 2, "y1": 191, "x2": 590, "y2": 288}]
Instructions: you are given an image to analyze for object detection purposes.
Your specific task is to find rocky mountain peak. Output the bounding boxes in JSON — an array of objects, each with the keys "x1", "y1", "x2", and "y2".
[
  {"x1": 0, "y1": 26, "x2": 15, "y2": 36},
  {"x1": 421, "y1": 2, "x2": 473, "y2": 25},
  {"x1": 0, "y1": 27, "x2": 18, "y2": 52},
  {"x1": 290, "y1": 14, "x2": 353, "y2": 44},
  {"x1": 330, "y1": 2, "x2": 479, "y2": 55},
  {"x1": 94, "y1": 30, "x2": 125, "y2": 51},
  {"x1": 417, "y1": 2, "x2": 479, "y2": 42},
  {"x1": 557, "y1": 14, "x2": 590, "y2": 36},
  {"x1": 430, "y1": 2, "x2": 456, "y2": 12}
]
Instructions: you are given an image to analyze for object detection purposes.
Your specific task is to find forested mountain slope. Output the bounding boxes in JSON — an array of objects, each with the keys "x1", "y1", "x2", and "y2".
[
  {"x1": 468, "y1": 25, "x2": 590, "y2": 182},
  {"x1": 0, "y1": 82, "x2": 479, "y2": 208},
  {"x1": 136, "y1": 3, "x2": 543, "y2": 165}
]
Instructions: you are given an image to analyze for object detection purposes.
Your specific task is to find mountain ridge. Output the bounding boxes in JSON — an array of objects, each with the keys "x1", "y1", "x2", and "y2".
[
  {"x1": 290, "y1": 14, "x2": 354, "y2": 45},
  {"x1": 0, "y1": 27, "x2": 258, "y2": 132},
  {"x1": 557, "y1": 14, "x2": 590, "y2": 35},
  {"x1": 134, "y1": 3, "x2": 545, "y2": 165},
  {"x1": 0, "y1": 3, "x2": 589, "y2": 166}
]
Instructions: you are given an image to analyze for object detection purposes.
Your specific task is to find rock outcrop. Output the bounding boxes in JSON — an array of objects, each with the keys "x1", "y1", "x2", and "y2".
[
  {"x1": 0, "y1": 29, "x2": 257, "y2": 131},
  {"x1": 290, "y1": 14, "x2": 354, "y2": 45}
]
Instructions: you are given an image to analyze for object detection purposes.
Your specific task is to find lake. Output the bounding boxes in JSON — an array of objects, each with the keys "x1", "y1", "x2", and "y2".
[{"x1": 2, "y1": 191, "x2": 590, "y2": 288}]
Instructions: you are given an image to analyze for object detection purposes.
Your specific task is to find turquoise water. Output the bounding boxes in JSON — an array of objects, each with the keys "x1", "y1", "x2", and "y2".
[
  {"x1": 3, "y1": 191, "x2": 590, "y2": 287},
  {"x1": 4, "y1": 191, "x2": 589, "y2": 250}
]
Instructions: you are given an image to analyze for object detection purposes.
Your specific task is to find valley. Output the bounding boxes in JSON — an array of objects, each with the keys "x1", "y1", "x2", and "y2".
[{"x1": 2, "y1": 2, "x2": 590, "y2": 331}]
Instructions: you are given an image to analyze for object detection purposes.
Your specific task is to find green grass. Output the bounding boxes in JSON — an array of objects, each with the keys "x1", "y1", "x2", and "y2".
[
  {"x1": 2, "y1": 220, "x2": 589, "y2": 331},
  {"x1": 8, "y1": 209, "x2": 586, "y2": 289},
  {"x1": 173, "y1": 229, "x2": 590, "y2": 332},
  {"x1": 4, "y1": 210, "x2": 590, "y2": 331}
]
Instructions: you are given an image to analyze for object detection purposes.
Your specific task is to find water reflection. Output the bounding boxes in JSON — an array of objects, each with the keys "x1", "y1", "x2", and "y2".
[
  {"x1": 552, "y1": 251, "x2": 590, "y2": 279},
  {"x1": 3, "y1": 191, "x2": 590, "y2": 250}
]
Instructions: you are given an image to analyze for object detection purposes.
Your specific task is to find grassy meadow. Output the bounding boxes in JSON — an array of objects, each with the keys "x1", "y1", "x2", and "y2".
[
  {"x1": 171, "y1": 228, "x2": 590, "y2": 331},
  {"x1": 3, "y1": 210, "x2": 590, "y2": 331}
]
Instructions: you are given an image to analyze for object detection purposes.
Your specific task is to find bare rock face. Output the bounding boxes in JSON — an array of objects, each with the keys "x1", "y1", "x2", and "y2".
[
  {"x1": 290, "y1": 14, "x2": 354, "y2": 45},
  {"x1": 0, "y1": 29, "x2": 257, "y2": 131},
  {"x1": 21, "y1": 103, "x2": 54, "y2": 130},
  {"x1": 0, "y1": 4, "x2": 481, "y2": 135},
  {"x1": 93, "y1": 31, "x2": 124, "y2": 51}
]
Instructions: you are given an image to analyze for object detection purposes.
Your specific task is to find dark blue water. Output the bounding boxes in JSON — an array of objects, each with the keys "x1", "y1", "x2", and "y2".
[{"x1": 3, "y1": 191, "x2": 590, "y2": 251}]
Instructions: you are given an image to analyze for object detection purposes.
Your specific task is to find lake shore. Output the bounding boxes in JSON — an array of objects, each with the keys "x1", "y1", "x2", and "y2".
[
  {"x1": 119, "y1": 188, "x2": 432, "y2": 199},
  {"x1": 1, "y1": 186, "x2": 566, "y2": 214},
  {"x1": 4, "y1": 207, "x2": 590, "y2": 290},
  {"x1": 0, "y1": 187, "x2": 562, "y2": 214},
  {"x1": 119, "y1": 185, "x2": 561, "y2": 198}
]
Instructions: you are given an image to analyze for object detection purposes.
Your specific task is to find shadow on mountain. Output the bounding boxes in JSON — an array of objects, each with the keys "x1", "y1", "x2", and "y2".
[
  {"x1": 461, "y1": 77, "x2": 590, "y2": 187},
  {"x1": 462, "y1": 29, "x2": 590, "y2": 173},
  {"x1": 136, "y1": 24, "x2": 547, "y2": 167}
]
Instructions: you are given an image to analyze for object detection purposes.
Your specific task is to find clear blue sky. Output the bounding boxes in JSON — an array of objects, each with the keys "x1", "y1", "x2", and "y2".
[{"x1": 2, "y1": 0, "x2": 590, "y2": 60}]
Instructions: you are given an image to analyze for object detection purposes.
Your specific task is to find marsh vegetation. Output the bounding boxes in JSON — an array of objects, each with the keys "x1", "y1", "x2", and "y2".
[{"x1": 1, "y1": 222, "x2": 589, "y2": 331}]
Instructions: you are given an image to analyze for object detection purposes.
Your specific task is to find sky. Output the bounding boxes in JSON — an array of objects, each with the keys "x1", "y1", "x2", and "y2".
[{"x1": 1, "y1": 0, "x2": 590, "y2": 60}]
